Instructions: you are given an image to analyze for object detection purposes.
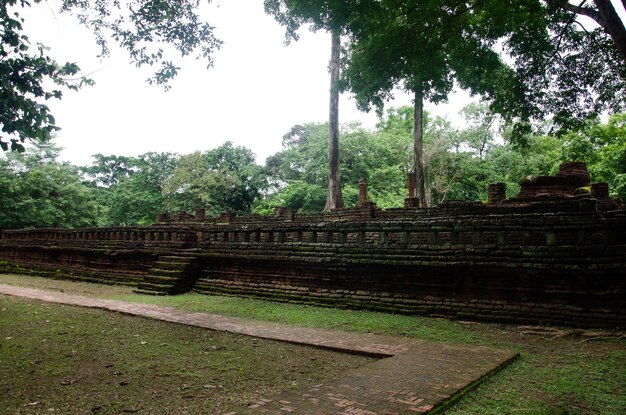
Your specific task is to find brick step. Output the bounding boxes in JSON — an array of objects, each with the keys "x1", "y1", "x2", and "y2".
[
  {"x1": 148, "y1": 268, "x2": 187, "y2": 276},
  {"x1": 158, "y1": 256, "x2": 195, "y2": 263},
  {"x1": 140, "y1": 275, "x2": 182, "y2": 285},
  {"x1": 134, "y1": 255, "x2": 199, "y2": 296},
  {"x1": 153, "y1": 262, "x2": 192, "y2": 271}
]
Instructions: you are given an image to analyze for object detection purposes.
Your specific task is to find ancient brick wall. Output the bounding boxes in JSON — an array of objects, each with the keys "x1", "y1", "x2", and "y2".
[
  {"x1": 190, "y1": 206, "x2": 625, "y2": 328},
  {"x1": 1, "y1": 202, "x2": 624, "y2": 328},
  {"x1": 0, "y1": 227, "x2": 197, "y2": 285}
]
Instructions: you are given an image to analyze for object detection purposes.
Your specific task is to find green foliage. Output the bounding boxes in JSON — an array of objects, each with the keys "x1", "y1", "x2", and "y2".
[
  {"x1": 163, "y1": 142, "x2": 266, "y2": 215},
  {"x1": 259, "y1": 104, "x2": 585, "y2": 211},
  {"x1": 259, "y1": 119, "x2": 414, "y2": 212},
  {"x1": 3, "y1": 112, "x2": 624, "y2": 226},
  {"x1": 106, "y1": 153, "x2": 178, "y2": 226},
  {"x1": 0, "y1": 141, "x2": 97, "y2": 229},
  {"x1": 265, "y1": 1, "x2": 626, "y2": 138},
  {"x1": 58, "y1": 0, "x2": 222, "y2": 88},
  {"x1": 83, "y1": 154, "x2": 142, "y2": 188},
  {"x1": 559, "y1": 113, "x2": 626, "y2": 200},
  {"x1": 83, "y1": 152, "x2": 178, "y2": 226},
  {"x1": 254, "y1": 180, "x2": 328, "y2": 214}
]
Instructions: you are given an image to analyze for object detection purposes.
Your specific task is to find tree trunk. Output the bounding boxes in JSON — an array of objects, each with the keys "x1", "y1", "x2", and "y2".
[
  {"x1": 413, "y1": 88, "x2": 427, "y2": 207},
  {"x1": 593, "y1": 0, "x2": 626, "y2": 65},
  {"x1": 325, "y1": 30, "x2": 344, "y2": 211}
]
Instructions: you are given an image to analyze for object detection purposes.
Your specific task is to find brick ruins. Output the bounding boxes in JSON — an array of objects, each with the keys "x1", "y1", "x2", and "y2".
[{"x1": 1, "y1": 162, "x2": 624, "y2": 328}]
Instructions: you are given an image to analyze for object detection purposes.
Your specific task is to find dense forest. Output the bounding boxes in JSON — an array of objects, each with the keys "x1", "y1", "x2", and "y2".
[{"x1": 1, "y1": 105, "x2": 624, "y2": 229}]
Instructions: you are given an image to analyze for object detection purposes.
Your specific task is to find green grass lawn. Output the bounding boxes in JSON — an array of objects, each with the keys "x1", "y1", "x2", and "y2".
[{"x1": 1, "y1": 273, "x2": 625, "y2": 414}]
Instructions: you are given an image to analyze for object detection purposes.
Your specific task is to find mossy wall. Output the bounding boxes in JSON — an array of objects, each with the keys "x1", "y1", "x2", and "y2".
[{"x1": 1, "y1": 202, "x2": 625, "y2": 328}]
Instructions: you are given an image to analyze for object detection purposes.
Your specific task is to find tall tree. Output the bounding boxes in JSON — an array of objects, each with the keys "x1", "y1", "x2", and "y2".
[
  {"x1": 326, "y1": 31, "x2": 344, "y2": 210},
  {"x1": 265, "y1": 1, "x2": 510, "y2": 206},
  {"x1": 340, "y1": 2, "x2": 513, "y2": 206},
  {"x1": 264, "y1": 0, "x2": 348, "y2": 210},
  {"x1": 1, "y1": 0, "x2": 222, "y2": 151},
  {"x1": 413, "y1": 88, "x2": 426, "y2": 206}
]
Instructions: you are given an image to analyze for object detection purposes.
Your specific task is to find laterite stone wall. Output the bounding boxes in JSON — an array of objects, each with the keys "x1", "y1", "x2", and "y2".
[{"x1": 1, "y1": 203, "x2": 624, "y2": 328}]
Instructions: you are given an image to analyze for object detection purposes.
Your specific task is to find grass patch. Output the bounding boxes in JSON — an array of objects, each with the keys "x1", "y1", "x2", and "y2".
[
  {"x1": 1, "y1": 273, "x2": 625, "y2": 414},
  {"x1": 0, "y1": 295, "x2": 372, "y2": 415}
]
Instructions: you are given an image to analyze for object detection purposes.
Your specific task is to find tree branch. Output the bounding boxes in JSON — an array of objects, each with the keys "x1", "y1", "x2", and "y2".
[{"x1": 549, "y1": 0, "x2": 606, "y2": 28}]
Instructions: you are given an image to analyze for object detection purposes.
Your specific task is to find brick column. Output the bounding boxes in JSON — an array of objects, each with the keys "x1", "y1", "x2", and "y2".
[
  {"x1": 404, "y1": 172, "x2": 419, "y2": 207},
  {"x1": 195, "y1": 208, "x2": 206, "y2": 221},
  {"x1": 488, "y1": 183, "x2": 507, "y2": 204},
  {"x1": 358, "y1": 179, "x2": 368, "y2": 208}
]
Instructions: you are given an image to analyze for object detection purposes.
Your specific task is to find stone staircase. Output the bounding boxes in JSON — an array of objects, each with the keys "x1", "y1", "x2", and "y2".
[{"x1": 133, "y1": 256, "x2": 200, "y2": 295}]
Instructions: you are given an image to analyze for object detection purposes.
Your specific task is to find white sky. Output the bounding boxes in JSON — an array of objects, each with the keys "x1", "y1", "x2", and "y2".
[{"x1": 21, "y1": 0, "x2": 474, "y2": 166}]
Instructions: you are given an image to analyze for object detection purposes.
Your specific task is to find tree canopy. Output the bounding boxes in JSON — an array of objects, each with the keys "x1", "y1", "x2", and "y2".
[
  {"x1": 162, "y1": 142, "x2": 267, "y2": 216},
  {"x1": 0, "y1": 140, "x2": 97, "y2": 228},
  {"x1": 265, "y1": 1, "x2": 626, "y2": 135},
  {"x1": 259, "y1": 106, "x2": 626, "y2": 213},
  {"x1": 2, "y1": 108, "x2": 624, "y2": 229}
]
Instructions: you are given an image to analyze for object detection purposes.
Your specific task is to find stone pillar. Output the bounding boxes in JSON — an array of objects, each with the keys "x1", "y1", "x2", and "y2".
[
  {"x1": 219, "y1": 212, "x2": 234, "y2": 224},
  {"x1": 488, "y1": 183, "x2": 507, "y2": 204},
  {"x1": 195, "y1": 208, "x2": 206, "y2": 221},
  {"x1": 156, "y1": 213, "x2": 169, "y2": 223},
  {"x1": 283, "y1": 208, "x2": 295, "y2": 222},
  {"x1": 407, "y1": 172, "x2": 416, "y2": 198},
  {"x1": 591, "y1": 182, "x2": 609, "y2": 199},
  {"x1": 274, "y1": 206, "x2": 286, "y2": 217},
  {"x1": 404, "y1": 172, "x2": 419, "y2": 207},
  {"x1": 358, "y1": 179, "x2": 368, "y2": 208}
]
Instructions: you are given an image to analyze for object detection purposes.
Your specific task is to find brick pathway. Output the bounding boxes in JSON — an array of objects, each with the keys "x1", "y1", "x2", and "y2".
[{"x1": 0, "y1": 284, "x2": 518, "y2": 414}]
